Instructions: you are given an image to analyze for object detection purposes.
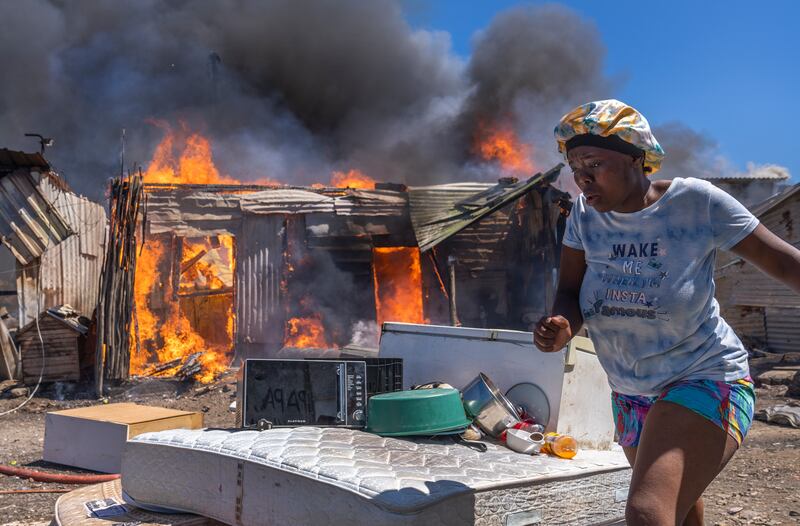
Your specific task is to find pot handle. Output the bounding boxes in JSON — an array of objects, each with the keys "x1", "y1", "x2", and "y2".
[{"x1": 452, "y1": 435, "x2": 488, "y2": 453}]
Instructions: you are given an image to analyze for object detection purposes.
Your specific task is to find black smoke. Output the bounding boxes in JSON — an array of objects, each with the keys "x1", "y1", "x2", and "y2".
[{"x1": 0, "y1": 0, "x2": 615, "y2": 196}]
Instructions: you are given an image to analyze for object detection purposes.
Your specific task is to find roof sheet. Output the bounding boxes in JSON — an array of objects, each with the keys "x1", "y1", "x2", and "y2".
[
  {"x1": 0, "y1": 149, "x2": 50, "y2": 173},
  {"x1": 408, "y1": 164, "x2": 563, "y2": 252},
  {"x1": 0, "y1": 171, "x2": 73, "y2": 264},
  {"x1": 750, "y1": 183, "x2": 800, "y2": 217},
  {"x1": 703, "y1": 166, "x2": 790, "y2": 181}
]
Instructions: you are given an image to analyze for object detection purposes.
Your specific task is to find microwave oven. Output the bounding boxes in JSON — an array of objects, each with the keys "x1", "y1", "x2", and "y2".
[{"x1": 237, "y1": 359, "x2": 368, "y2": 429}]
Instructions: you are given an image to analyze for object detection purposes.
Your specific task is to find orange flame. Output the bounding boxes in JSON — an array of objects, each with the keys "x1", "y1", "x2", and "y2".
[
  {"x1": 372, "y1": 247, "x2": 426, "y2": 328},
  {"x1": 284, "y1": 315, "x2": 331, "y2": 349},
  {"x1": 143, "y1": 123, "x2": 277, "y2": 186},
  {"x1": 131, "y1": 236, "x2": 234, "y2": 383},
  {"x1": 330, "y1": 169, "x2": 376, "y2": 189},
  {"x1": 474, "y1": 121, "x2": 535, "y2": 174},
  {"x1": 131, "y1": 126, "x2": 240, "y2": 382}
]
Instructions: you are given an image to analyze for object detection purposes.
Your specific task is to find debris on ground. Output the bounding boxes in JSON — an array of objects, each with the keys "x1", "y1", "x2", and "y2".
[{"x1": 756, "y1": 404, "x2": 800, "y2": 428}]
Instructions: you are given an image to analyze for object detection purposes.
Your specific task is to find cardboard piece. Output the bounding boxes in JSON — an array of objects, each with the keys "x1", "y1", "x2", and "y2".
[{"x1": 44, "y1": 403, "x2": 203, "y2": 473}]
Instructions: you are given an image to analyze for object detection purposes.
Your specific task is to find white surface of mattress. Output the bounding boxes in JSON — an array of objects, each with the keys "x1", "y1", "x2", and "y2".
[{"x1": 122, "y1": 427, "x2": 630, "y2": 525}]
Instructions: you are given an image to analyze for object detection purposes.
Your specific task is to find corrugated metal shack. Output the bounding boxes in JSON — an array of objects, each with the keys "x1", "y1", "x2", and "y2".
[
  {"x1": 716, "y1": 183, "x2": 800, "y2": 352},
  {"x1": 0, "y1": 148, "x2": 108, "y2": 382},
  {"x1": 703, "y1": 167, "x2": 790, "y2": 208},
  {"x1": 96, "y1": 165, "x2": 568, "y2": 384}
]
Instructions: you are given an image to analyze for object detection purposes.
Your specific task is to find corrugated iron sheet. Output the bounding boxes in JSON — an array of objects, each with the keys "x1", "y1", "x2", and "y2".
[
  {"x1": 722, "y1": 305, "x2": 766, "y2": 344},
  {"x1": 145, "y1": 189, "x2": 241, "y2": 237},
  {"x1": 0, "y1": 171, "x2": 73, "y2": 264},
  {"x1": 16, "y1": 179, "x2": 107, "y2": 326},
  {"x1": 144, "y1": 186, "x2": 408, "y2": 237},
  {"x1": 0, "y1": 149, "x2": 49, "y2": 173},
  {"x1": 332, "y1": 189, "x2": 407, "y2": 216},
  {"x1": 236, "y1": 214, "x2": 285, "y2": 347},
  {"x1": 703, "y1": 168, "x2": 790, "y2": 181},
  {"x1": 751, "y1": 183, "x2": 799, "y2": 218},
  {"x1": 446, "y1": 204, "x2": 515, "y2": 272},
  {"x1": 716, "y1": 185, "x2": 799, "y2": 310},
  {"x1": 715, "y1": 183, "x2": 799, "y2": 351},
  {"x1": 408, "y1": 165, "x2": 562, "y2": 252},
  {"x1": 240, "y1": 189, "x2": 336, "y2": 214},
  {"x1": 765, "y1": 307, "x2": 800, "y2": 353}
]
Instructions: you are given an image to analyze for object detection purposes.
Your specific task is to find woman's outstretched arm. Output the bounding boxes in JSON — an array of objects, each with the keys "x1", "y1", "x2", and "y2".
[{"x1": 730, "y1": 224, "x2": 800, "y2": 294}]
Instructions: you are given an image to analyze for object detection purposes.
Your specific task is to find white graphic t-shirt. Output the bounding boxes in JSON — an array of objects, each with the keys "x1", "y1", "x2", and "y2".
[{"x1": 562, "y1": 177, "x2": 759, "y2": 396}]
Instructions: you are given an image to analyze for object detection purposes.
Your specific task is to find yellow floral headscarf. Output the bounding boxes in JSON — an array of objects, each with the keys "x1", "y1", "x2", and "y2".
[{"x1": 554, "y1": 99, "x2": 665, "y2": 175}]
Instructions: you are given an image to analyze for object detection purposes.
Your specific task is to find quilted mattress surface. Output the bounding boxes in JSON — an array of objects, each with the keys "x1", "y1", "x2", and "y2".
[{"x1": 122, "y1": 427, "x2": 631, "y2": 525}]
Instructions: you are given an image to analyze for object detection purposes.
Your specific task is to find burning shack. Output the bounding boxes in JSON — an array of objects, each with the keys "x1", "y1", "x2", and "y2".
[{"x1": 96, "y1": 165, "x2": 568, "y2": 386}]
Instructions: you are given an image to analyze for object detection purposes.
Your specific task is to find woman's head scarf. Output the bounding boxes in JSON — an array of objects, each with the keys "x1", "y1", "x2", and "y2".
[{"x1": 554, "y1": 99, "x2": 665, "y2": 175}]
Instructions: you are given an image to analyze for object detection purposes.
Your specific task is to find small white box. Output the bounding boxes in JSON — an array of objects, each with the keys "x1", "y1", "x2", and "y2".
[{"x1": 44, "y1": 403, "x2": 203, "y2": 473}]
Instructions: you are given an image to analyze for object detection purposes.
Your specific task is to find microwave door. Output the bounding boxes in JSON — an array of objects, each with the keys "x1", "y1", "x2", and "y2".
[{"x1": 306, "y1": 361, "x2": 343, "y2": 426}]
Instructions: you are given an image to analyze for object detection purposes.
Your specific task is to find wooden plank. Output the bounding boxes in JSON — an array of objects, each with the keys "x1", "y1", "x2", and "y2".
[
  {"x1": 23, "y1": 354, "x2": 79, "y2": 366},
  {"x1": 0, "y1": 320, "x2": 18, "y2": 380},
  {"x1": 23, "y1": 366, "x2": 79, "y2": 376},
  {"x1": 21, "y1": 349, "x2": 78, "y2": 359},
  {"x1": 23, "y1": 358, "x2": 79, "y2": 368},
  {"x1": 21, "y1": 342, "x2": 78, "y2": 351},
  {"x1": 20, "y1": 341, "x2": 77, "y2": 350}
]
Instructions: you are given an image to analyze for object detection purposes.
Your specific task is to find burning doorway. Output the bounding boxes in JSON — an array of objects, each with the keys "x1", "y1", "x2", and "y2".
[{"x1": 131, "y1": 234, "x2": 235, "y2": 383}]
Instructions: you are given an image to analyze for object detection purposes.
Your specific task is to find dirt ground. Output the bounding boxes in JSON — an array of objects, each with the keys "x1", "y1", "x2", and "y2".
[{"x1": 1, "y1": 367, "x2": 799, "y2": 525}]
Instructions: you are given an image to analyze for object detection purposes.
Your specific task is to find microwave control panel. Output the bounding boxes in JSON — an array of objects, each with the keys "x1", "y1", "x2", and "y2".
[{"x1": 343, "y1": 361, "x2": 367, "y2": 426}]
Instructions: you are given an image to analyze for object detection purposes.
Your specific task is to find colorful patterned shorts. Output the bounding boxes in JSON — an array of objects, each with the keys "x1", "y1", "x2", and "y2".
[{"x1": 611, "y1": 377, "x2": 755, "y2": 447}]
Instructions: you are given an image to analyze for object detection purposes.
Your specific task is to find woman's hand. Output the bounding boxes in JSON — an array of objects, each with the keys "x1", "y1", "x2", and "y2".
[{"x1": 534, "y1": 315, "x2": 573, "y2": 352}]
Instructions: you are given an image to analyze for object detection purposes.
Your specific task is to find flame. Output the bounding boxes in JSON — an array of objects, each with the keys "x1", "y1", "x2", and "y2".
[
  {"x1": 131, "y1": 125, "x2": 240, "y2": 382},
  {"x1": 131, "y1": 236, "x2": 234, "y2": 383},
  {"x1": 284, "y1": 314, "x2": 330, "y2": 348},
  {"x1": 143, "y1": 123, "x2": 277, "y2": 186},
  {"x1": 330, "y1": 169, "x2": 375, "y2": 189},
  {"x1": 474, "y1": 121, "x2": 535, "y2": 174},
  {"x1": 372, "y1": 247, "x2": 426, "y2": 328}
]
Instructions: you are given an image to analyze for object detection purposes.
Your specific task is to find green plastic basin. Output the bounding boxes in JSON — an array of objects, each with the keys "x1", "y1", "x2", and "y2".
[{"x1": 366, "y1": 388, "x2": 471, "y2": 437}]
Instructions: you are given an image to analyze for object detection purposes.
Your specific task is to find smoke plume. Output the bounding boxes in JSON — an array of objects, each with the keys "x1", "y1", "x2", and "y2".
[{"x1": 0, "y1": 0, "x2": 613, "y2": 196}]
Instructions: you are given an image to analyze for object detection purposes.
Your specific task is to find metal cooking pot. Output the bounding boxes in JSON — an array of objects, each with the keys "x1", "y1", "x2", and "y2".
[{"x1": 461, "y1": 373, "x2": 521, "y2": 437}]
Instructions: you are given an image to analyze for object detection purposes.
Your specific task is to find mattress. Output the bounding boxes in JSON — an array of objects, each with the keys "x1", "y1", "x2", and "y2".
[
  {"x1": 121, "y1": 427, "x2": 631, "y2": 526},
  {"x1": 53, "y1": 479, "x2": 224, "y2": 526}
]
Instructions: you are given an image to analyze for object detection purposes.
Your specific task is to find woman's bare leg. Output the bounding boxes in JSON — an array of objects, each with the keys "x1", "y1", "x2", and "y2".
[
  {"x1": 622, "y1": 446, "x2": 705, "y2": 525},
  {"x1": 622, "y1": 401, "x2": 739, "y2": 525}
]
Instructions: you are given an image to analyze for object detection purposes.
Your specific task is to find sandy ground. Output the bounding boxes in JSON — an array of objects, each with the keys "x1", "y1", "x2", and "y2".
[{"x1": 0, "y1": 369, "x2": 798, "y2": 525}]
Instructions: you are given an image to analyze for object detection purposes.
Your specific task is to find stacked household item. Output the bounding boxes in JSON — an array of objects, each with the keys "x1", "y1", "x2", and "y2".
[
  {"x1": 365, "y1": 372, "x2": 575, "y2": 458},
  {"x1": 117, "y1": 427, "x2": 630, "y2": 526},
  {"x1": 379, "y1": 323, "x2": 617, "y2": 451},
  {"x1": 55, "y1": 325, "x2": 630, "y2": 525}
]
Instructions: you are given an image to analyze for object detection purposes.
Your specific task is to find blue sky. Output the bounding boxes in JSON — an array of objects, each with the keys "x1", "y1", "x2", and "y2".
[{"x1": 405, "y1": 1, "x2": 799, "y2": 181}]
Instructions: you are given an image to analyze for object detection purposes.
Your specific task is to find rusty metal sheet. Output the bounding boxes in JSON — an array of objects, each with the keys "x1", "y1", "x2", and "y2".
[
  {"x1": 16, "y1": 179, "x2": 107, "y2": 326},
  {"x1": 765, "y1": 306, "x2": 800, "y2": 353},
  {"x1": 145, "y1": 189, "x2": 240, "y2": 237},
  {"x1": 751, "y1": 183, "x2": 799, "y2": 218},
  {"x1": 0, "y1": 149, "x2": 49, "y2": 173},
  {"x1": 332, "y1": 189, "x2": 407, "y2": 217},
  {"x1": 408, "y1": 165, "x2": 562, "y2": 252},
  {"x1": 235, "y1": 214, "x2": 285, "y2": 349},
  {"x1": 239, "y1": 189, "x2": 335, "y2": 214},
  {"x1": 0, "y1": 170, "x2": 73, "y2": 264}
]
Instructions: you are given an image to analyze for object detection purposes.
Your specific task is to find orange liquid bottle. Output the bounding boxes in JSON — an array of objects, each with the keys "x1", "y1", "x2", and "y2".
[{"x1": 541, "y1": 432, "x2": 577, "y2": 459}]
